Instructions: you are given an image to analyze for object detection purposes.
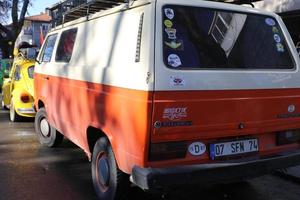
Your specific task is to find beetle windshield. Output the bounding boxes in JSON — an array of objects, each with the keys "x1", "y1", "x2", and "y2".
[{"x1": 162, "y1": 5, "x2": 294, "y2": 70}]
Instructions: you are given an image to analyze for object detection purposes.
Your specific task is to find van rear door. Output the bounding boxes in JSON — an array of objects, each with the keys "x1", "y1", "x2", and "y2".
[{"x1": 150, "y1": 1, "x2": 300, "y2": 162}]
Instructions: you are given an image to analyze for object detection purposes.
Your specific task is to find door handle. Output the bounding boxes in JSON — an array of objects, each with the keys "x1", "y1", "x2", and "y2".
[{"x1": 43, "y1": 76, "x2": 49, "y2": 80}]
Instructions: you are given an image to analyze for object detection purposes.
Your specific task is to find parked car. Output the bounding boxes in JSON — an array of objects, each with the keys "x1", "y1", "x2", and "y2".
[
  {"x1": 0, "y1": 59, "x2": 12, "y2": 93},
  {"x1": 34, "y1": 0, "x2": 300, "y2": 199},
  {"x1": 2, "y1": 44, "x2": 36, "y2": 121}
]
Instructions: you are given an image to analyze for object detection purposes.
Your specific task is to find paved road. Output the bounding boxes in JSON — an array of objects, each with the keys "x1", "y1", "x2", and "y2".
[{"x1": 1, "y1": 104, "x2": 300, "y2": 200}]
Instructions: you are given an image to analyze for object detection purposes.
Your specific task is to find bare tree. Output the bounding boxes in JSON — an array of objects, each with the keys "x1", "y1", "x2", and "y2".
[{"x1": 0, "y1": 0, "x2": 30, "y2": 58}]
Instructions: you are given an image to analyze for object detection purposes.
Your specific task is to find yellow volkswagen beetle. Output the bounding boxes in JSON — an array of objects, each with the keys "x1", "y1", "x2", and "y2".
[{"x1": 2, "y1": 47, "x2": 36, "y2": 122}]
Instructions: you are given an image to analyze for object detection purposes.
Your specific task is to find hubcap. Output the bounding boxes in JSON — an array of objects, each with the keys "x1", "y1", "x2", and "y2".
[
  {"x1": 96, "y1": 152, "x2": 110, "y2": 190},
  {"x1": 40, "y1": 118, "x2": 50, "y2": 137}
]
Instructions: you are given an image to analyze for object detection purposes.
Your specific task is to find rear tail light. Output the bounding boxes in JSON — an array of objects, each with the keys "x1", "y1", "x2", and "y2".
[
  {"x1": 149, "y1": 141, "x2": 187, "y2": 161},
  {"x1": 20, "y1": 93, "x2": 30, "y2": 103},
  {"x1": 276, "y1": 129, "x2": 300, "y2": 145}
]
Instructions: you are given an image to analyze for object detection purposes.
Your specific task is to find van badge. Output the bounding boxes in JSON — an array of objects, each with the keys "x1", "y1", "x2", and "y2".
[
  {"x1": 167, "y1": 54, "x2": 182, "y2": 68},
  {"x1": 154, "y1": 121, "x2": 162, "y2": 129},
  {"x1": 288, "y1": 105, "x2": 296, "y2": 113},
  {"x1": 165, "y1": 28, "x2": 177, "y2": 40},
  {"x1": 164, "y1": 20, "x2": 173, "y2": 28},
  {"x1": 164, "y1": 8, "x2": 175, "y2": 20},
  {"x1": 163, "y1": 107, "x2": 187, "y2": 120}
]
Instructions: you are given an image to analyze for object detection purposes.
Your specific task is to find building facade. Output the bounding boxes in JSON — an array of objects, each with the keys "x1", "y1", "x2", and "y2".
[{"x1": 15, "y1": 13, "x2": 51, "y2": 58}]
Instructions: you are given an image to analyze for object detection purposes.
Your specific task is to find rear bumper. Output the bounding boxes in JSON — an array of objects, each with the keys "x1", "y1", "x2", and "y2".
[
  {"x1": 131, "y1": 151, "x2": 300, "y2": 190},
  {"x1": 17, "y1": 108, "x2": 36, "y2": 114}
]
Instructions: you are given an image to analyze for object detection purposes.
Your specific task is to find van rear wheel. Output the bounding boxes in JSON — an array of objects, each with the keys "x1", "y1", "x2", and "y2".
[
  {"x1": 92, "y1": 137, "x2": 130, "y2": 200},
  {"x1": 35, "y1": 107, "x2": 63, "y2": 147}
]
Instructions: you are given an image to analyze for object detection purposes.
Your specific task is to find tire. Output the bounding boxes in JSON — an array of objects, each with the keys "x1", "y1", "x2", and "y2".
[
  {"x1": 34, "y1": 107, "x2": 63, "y2": 147},
  {"x1": 92, "y1": 137, "x2": 130, "y2": 200},
  {"x1": 1, "y1": 98, "x2": 8, "y2": 110},
  {"x1": 10, "y1": 99, "x2": 23, "y2": 122}
]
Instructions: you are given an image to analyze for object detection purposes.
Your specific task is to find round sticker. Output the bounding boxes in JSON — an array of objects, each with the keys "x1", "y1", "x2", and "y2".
[
  {"x1": 265, "y1": 18, "x2": 276, "y2": 26},
  {"x1": 164, "y1": 20, "x2": 173, "y2": 28},
  {"x1": 167, "y1": 54, "x2": 182, "y2": 68},
  {"x1": 188, "y1": 142, "x2": 206, "y2": 156},
  {"x1": 274, "y1": 34, "x2": 281, "y2": 43},
  {"x1": 164, "y1": 8, "x2": 175, "y2": 20}
]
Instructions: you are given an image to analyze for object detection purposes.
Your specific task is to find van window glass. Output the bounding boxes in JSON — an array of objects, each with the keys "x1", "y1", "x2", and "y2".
[
  {"x1": 28, "y1": 65, "x2": 34, "y2": 79},
  {"x1": 55, "y1": 28, "x2": 77, "y2": 62},
  {"x1": 162, "y1": 5, "x2": 294, "y2": 70},
  {"x1": 41, "y1": 34, "x2": 57, "y2": 62}
]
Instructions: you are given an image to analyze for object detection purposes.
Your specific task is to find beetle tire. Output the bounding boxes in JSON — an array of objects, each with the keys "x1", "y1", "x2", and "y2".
[
  {"x1": 9, "y1": 100, "x2": 23, "y2": 122},
  {"x1": 35, "y1": 107, "x2": 63, "y2": 147},
  {"x1": 92, "y1": 137, "x2": 130, "y2": 200}
]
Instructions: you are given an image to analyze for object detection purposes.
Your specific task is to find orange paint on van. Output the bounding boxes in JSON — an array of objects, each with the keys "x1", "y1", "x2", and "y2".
[
  {"x1": 35, "y1": 73, "x2": 300, "y2": 171},
  {"x1": 34, "y1": 73, "x2": 153, "y2": 173}
]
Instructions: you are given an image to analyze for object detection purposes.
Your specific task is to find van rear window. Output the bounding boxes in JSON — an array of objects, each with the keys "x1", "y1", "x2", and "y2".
[{"x1": 162, "y1": 5, "x2": 294, "y2": 70}]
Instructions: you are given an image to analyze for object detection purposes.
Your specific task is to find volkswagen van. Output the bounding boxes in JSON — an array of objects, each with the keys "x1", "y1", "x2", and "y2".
[{"x1": 34, "y1": 0, "x2": 300, "y2": 199}]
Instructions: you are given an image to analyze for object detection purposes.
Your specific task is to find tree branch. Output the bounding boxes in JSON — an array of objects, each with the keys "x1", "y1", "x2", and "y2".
[
  {"x1": 18, "y1": 0, "x2": 30, "y2": 30},
  {"x1": 0, "y1": 23, "x2": 12, "y2": 38}
]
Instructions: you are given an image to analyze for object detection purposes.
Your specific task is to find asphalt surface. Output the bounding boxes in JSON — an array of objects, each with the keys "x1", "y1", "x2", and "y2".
[{"x1": 1, "y1": 100, "x2": 300, "y2": 200}]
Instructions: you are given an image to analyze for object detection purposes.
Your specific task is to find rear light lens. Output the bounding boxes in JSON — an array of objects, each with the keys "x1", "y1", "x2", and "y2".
[
  {"x1": 276, "y1": 129, "x2": 300, "y2": 145},
  {"x1": 20, "y1": 93, "x2": 30, "y2": 103},
  {"x1": 149, "y1": 141, "x2": 187, "y2": 161}
]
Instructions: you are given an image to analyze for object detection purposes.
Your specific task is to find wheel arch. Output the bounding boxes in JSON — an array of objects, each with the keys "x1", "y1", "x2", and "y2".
[
  {"x1": 86, "y1": 126, "x2": 107, "y2": 155},
  {"x1": 86, "y1": 126, "x2": 125, "y2": 171}
]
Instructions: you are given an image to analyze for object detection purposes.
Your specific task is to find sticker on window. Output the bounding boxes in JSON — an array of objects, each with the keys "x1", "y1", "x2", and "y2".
[
  {"x1": 168, "y1": 54, "x2": 182, "y2": 67},
  {"x1": 276, "y1": 43, "x2": 285, "y2": 52},
  {"x1": 265, "y1": 18, "x2": 275, "y2": 26},
  {"x1": 165, "y1": 40, "x2": 182, "y2": 50},
  {"x1": 164, "y1": 20, "x2": 173, "y2": 28},
  {"x1": 272, "y1": 27, "x2": 279, "y2": 33},
  {"x1": 170, "y1": 75, "x2": 185, "y2": 86},
  {"x1": 164, "y1": 8, "x2": 175, "y2": 20},
  {"x1": 274, "y1": 34, "x2": 281, "y2": 43},
  {"x1": 165, "y1": 28, "x2": 177, "y2": 40}
]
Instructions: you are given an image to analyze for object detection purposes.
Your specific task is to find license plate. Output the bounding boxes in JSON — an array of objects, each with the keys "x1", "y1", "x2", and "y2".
[{"x1": 210, "y1": 138, "x2": 258, "y2": 160}]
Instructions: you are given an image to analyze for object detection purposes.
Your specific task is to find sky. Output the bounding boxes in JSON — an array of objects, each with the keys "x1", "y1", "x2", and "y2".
[{"x1": 27, "y1": 0, "x2": 59, "y2": 16}]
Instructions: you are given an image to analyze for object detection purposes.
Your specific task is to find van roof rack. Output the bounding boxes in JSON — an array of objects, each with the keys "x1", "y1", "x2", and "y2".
[{"x1": 48, "y1": 0, "x2": 125, "y2": 27}]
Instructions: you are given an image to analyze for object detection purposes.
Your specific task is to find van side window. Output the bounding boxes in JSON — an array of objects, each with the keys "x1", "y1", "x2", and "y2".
[
  {"x1": 41, "y1": 34, "x2": 58, "y2": 62},
  {"x1": 55, "y1": 28, "x2": 77, "y2": 63}
]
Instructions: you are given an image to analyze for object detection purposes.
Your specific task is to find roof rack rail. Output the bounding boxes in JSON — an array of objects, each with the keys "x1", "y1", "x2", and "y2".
[
  {"x1": 214, "y1": 0, "x2": 259, "y2": 8},
  {"x1": 48, "y1": 0, "x2": 126, "y2": 27}
]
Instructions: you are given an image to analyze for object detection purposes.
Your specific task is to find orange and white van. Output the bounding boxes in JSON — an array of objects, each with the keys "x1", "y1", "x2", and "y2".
[{"x1": 34, "y1": 0, "x2": 300, "y2": 199}]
